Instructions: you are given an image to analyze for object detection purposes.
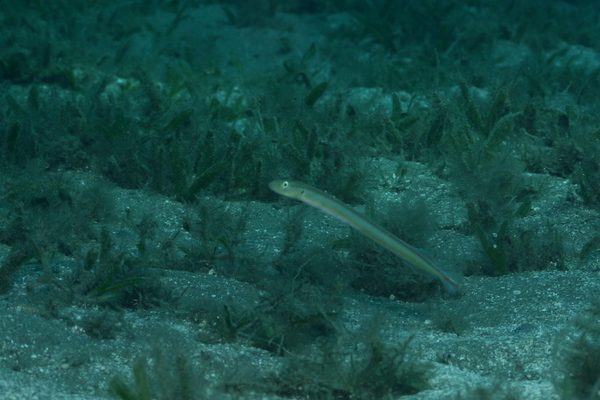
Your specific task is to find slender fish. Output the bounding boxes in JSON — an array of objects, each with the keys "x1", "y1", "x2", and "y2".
[{"x1": 269, "y1": 179, "x2": 458, "y2": 293}]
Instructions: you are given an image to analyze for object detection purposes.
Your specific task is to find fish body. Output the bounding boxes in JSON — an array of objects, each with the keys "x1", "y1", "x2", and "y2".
[{"x1": 269, "y1": 179, "x2": 458, "y2": 293}]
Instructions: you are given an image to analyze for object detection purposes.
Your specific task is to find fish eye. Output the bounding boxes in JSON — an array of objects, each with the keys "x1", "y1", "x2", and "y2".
[{"x1": 282, "y1": 181, "x2": 289, "y2": 188}]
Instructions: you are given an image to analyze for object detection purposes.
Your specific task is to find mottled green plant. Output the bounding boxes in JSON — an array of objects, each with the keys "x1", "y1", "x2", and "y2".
[
  {"x1": 559, "y1": 302, "x2": 600, "y2": 400},
  {"x1": 219, "y1": 269, "x2": 342, "y2": 355},
  {"x1": 233, "y1": 331, "x2": 432, "y2": 399},
  {"x1": 580, "y1": 236, "x2": 600, "y2": 261},
  {"x1": 109, "y1": 350, "x2": 204, "y2": 400}
]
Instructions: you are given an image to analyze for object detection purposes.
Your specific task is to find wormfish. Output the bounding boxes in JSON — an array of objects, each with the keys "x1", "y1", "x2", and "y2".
[{"x1": 269, "y1": 179, "x2": 459, "y2": 293}]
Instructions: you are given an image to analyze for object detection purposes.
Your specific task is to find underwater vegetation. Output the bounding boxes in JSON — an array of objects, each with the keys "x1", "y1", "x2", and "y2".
[
  {"x1": 220, "y1": 323, "x2": 432, "y2": 399},
  {"x1": 558, "y1": 301, "x2": 600, "y2": 400},
  {"x1": 268, "y1": 335, "x2": 432, "y2": 399},
  {"x1": 110, "y1": 350, "x2": 207, "y2": 400}
]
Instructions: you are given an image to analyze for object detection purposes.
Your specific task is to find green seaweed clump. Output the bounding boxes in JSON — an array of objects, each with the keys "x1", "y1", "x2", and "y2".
[
  {"x1": 224, "y1": 332, "x2": 431, "y2": 399},
  {"x1": 109, "y1": 350, "x2": 206, "y2": 400},
  {"x1": 559, "y1": 301, "x2": 600, "y2": 400}
]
